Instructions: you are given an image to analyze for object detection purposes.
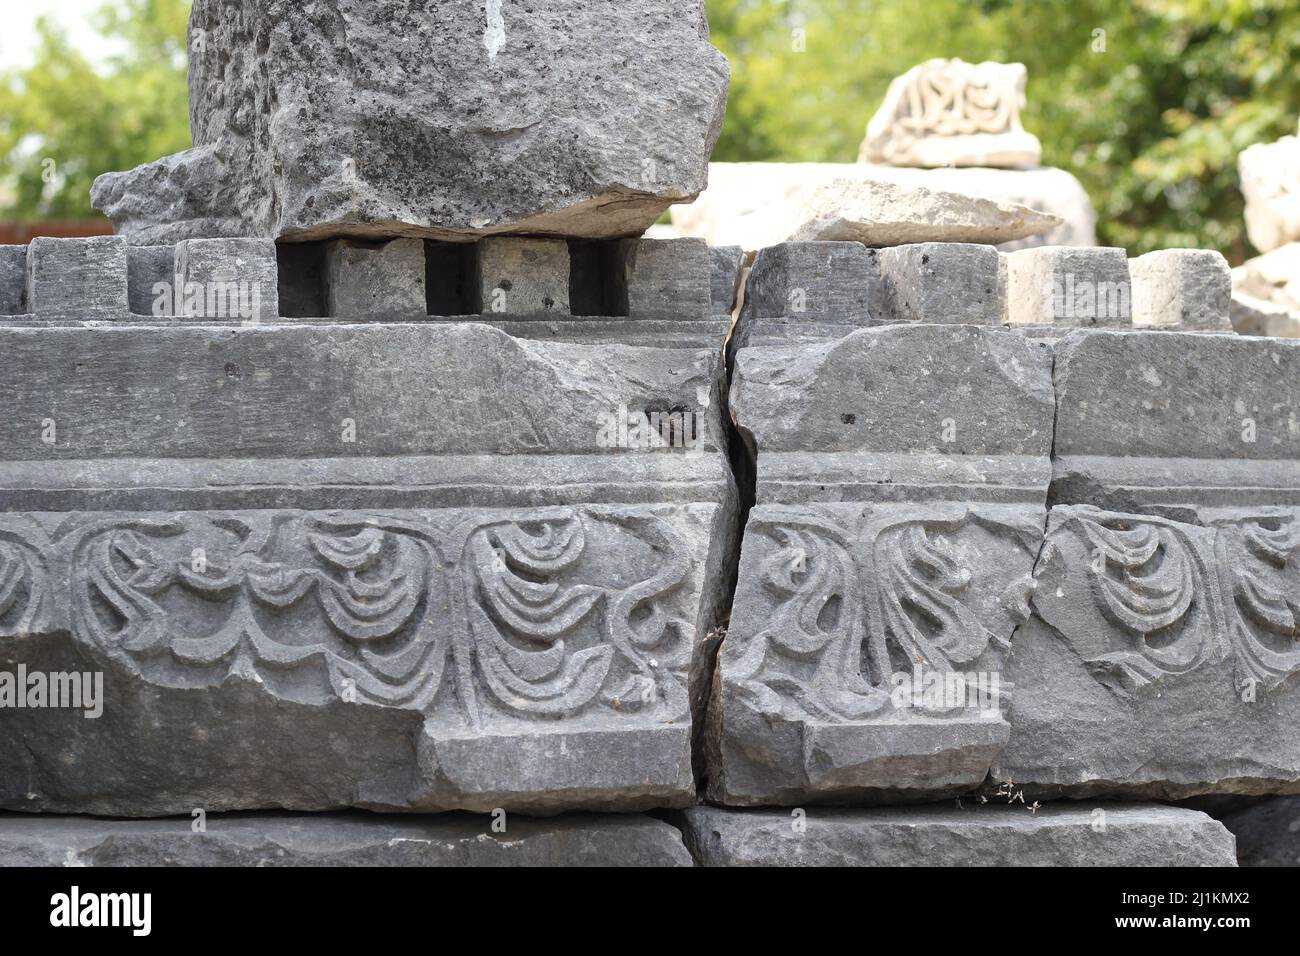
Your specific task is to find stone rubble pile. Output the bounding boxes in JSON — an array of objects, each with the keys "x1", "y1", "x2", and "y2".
[
  {"x1": 1232, "y1": 122, "x2": 1300, "y2": 337},
  {"x1": 2, "y1": 4, "x2": 1294, "y2": 868}
]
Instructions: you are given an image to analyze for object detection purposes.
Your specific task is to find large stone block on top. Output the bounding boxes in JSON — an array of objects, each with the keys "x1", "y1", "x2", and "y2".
[
  {"x1": 997, "y1": 330, "x2": 1300, "y2": 799},
  {"x1": 708, "y1": 325, "x2": 1055, "y2": 805},
  {"x1": 91, "y1": 0, "x2": 729, "y2": 244},
  {"x1": 0, "y1": 813, "x2": 692, "y2": 867},
  {"x1": 0, "y1": 323, "x2": 737, "y2": 816},
  {"x1": 678, "y1": 805, "x2": 1236, "y2": 867}
]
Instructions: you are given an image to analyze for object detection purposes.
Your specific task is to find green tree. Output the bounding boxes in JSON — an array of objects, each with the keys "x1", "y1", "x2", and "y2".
[
  {"x1": 708, "y1": 0, "x2": 1300, "y2": 261},
  {"x1": 0, "y1": 0, "x2": 191, "y2": 220}
]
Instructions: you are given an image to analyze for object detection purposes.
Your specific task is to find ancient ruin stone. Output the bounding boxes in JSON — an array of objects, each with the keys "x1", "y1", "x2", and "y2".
[
  {"x1": 0, "y1": 323, "x2": 737, "y2": 815},
  {"x1": 708, "y1": 324, "x2": 1054, "y2": 805},
  {"x1": 678, "y1": 805, "x2": 1236, "y2": 867},
  {"x1": 91, "y1": 0, "x2": 730, "y2": 244},
  {"x1": 997, "y1": 330, "x2": 1300, "y2": 799},
  {"x1": 1239, "y1": 121, "x2": 1300, "y2": 254},
  {"x1": 0, "y1": 813, "x2": 693, "y2": 867},
  {"x1": 859, "y1": 59, "x2": 1043, "y2": 169}
]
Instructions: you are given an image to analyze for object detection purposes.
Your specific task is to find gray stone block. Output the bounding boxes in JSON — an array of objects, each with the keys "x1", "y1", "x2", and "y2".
[
  {"x1": 127, "y1": 244, "x2": 177, "y2": 316},
  {"x1": 611, "y1": 238, "x2": 711, "y2": 319},
  {"x1": 91, "y1": 0, "x2": 729, "y2": 244},
  {"x1": 996, "y1": 330, "x2": 1300, "y2": 800},
  {"x1": 709, "y1": 245, "x2": 744, "y2": 315},
  {"x1": 1220, "y1": 797, "x2": 1300, "y2": 866},
  {"x1": 0, "y1": 244, "x2": 26, "y2": 314},
  {"x1": 678, "y1": 805, "x2": 1237, "y2": 867},
  {"x1": 0, "y1": 323, "x2": 738, "y2": 815},
  {"x1": 741, "y1": 241, "x2": 878, "y2": 322},
  {"x1": 710, "y1": 325, "x2": 1055, "y2": 806},
  {"x1": 878, "y1": 242, "x2": 1001, "y2": 325},
  {"x1": 1130, "y1": 249, "x2": 1232, "y2": 331},
  {"x1": 1004, "y1": 245, "x2": 1132, "y2": 327},
  {"x1": 176, "y1": 237, "x2": 279, "y2": 321},
  {"x1": 24, "y1": 236, "x2": 128, "y2": 319},
  {"x1": 475, "y1": 237, "x2": 570, "y2": 316},
  {"x1": 0, "y1": 813, "x2": 692, "y2": 867},
  {"x1": 325, "y1": 238, "x2": 426, "y2": 317}
]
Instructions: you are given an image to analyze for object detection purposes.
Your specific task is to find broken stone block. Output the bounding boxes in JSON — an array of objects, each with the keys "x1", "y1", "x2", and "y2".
[
  {"x1": 1239, "y1": 121, "x2": 1300, "y2": 254},
  {"x1": 878, "y1": 242, "x2": 1001, "y2": 325},
  {"x1": 0, "y1": 323, "x2": 738, "y2": 815},
  {"x1": 610, "y1": 239, "x2": 711, "y2": 319},
  {"x1": 0, "y1": 244, "x2": 25, "y2": 315},
  {"x1": 24, "y1": 236, "x2": 129, "y2": 320},
  {"x1": 127, "y1": 245, "x2": 177, "y2": 317},
  {"x1": 1130, "y1": 249, "x2": 1231, "y2": 331},
  {"x1": 710, "y1": 245, "x2": 745, "y2": 315},
  {"x1": 175, "y1": 237, "x2": 280, "y2": 321},
  {"x1": 91, "y1": 0, "x2": 729, "y2": 244},
  {"x1": 474, "y1": 238, "x2": 570, "y2": 317},
  {"x1": 677, "y1": 805, "x2": 1236, "y2": 867},
  {"x1": 325, "y1": 238, "x2": 426, "y2": 318},
  {"x1": 860, "y1": 59, "x2": 1043, "y2": 169},
  {"x1": 786, "y1": 178, "x2": 1061, "y2": 247},
  {"x1": 0, "y1": 813, "x2": 692, "y2": 867},
  {"x1": 1003, "y1": 245, "x2": 1132, "y2": 327},
  {"x1": 709, "y1": 324, "x2": 1054, "y2": 805},
  {"x1": 997, "y1": 329, "x2": 1300, "y2": 799}
]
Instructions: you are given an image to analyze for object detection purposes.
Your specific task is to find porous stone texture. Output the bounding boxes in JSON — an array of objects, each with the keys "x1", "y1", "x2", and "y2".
[
  {"x1": 0, "y1": 323, "x2": 738, "y2": 816},
  {"x1": 611, "y1": 238, "x2": 712, "y2": 319},
  {"x1": 127, "y1": 244, "x2": 177, "y2": 317},
  {"x1": 1003, "y1": 245, "x2": 1131, "y2": 327},
  {"x1": 176, "y1": 237, "x2": 280, "y2": 321},
  {"x1": 473, "y1": 238, "x2": 569, "y2": 317},
  {"x1": 1218, "y1": 797, "x2": 1300, "y2": 866},
  {"x1": 672, "y1": 163, "x2": 1095, "y2": 252},
  {"x1": 1239, "y1": 121, "x2": 1300, "y2": 254},
  {"x1": 997, "y1": 330, "x2": 1300, "y2": 800},
  {"x1": 1130, "y1": 249, "x2": 1231, "y2": 331},
  {"x1": 709, "y1": 245, "x2": 745, "y2": 315},
  {"x1": 729, "y1": 241, "x2": 882, "y2": 353},
  {"x1": 859, "y1": 59, "x2": 1043, "y2": 169},
  {"x1": 785, "y1": 178, "x2": 1060, "y2": 247},
  {"x1": 0, "y1": 812, "x2": 692, "y2": 867},
  {"x1": 678, "y1": 805, "x2": 1236, "y2": 867},
  {"x1": 0, "y1": 245, "x2": 26, "y2": 315},
  {"x1": 878, "y1": 241, "x2": 1001, "y2": 325},
  {"x1": 91, "y1": 0, "x2": 730, "y2": 244},
  {"x1": 709, "y1": 325, "x2": 1055, "y2": 805},
  {"x1": 325, "y1": 238, "x2": 427, "y2": 318},
  {"x1": 24, "y1": 236, "x2": 129, "y2": 319}
]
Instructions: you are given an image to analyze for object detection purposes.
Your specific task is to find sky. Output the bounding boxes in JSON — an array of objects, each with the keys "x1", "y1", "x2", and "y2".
[{"x1": 0, "y1": 0, "x2": 122, "y2": 70}]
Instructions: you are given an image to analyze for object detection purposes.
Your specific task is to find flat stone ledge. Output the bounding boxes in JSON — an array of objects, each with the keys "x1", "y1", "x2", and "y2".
[
  {"x1": 676, "y1": 804, "x2": 1237, "y2": 867},
  {"x1": 0, "y1": 812, "x2": 692, "y2": 867}
]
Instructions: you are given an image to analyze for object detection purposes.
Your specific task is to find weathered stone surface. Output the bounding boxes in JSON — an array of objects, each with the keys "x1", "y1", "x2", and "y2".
[
  {"x1": 1231, "y1": 290, "x2": 1300, "y2": 338},
  {"x1": 176, "y1": 237, "x2": 280, "y2": 321},
  {"x1": 610, "y1": 239, "x2": 711, "y2": 319},
  {"x1": 127, "y1": 245, "x2": 177, "y2": 317},
  {"x1": 0, "y1": 323, "x2": 737, "y2": 815},
  {"x1": 678, "y1": 805, "x2": 1236, "y2": 867},
  {"x1": 91, "y1": 0, "x2": 730, "y2": 244},
  {"x1": 709, "y1": 325, "x2": 1054, "y2": 805},
  {"x1": 473, "y1": 238, "x2": 569, "y2": 317},
  {"x1": 325, "y1": 239, "x2": 426, "y2": 318},
  {"x1": 730, "y1": 241, "x2": 881, "y2": 353},
  {"x1": 0, "y1": 812, "x2": 692, "y2": 867},
  {"x1": 24, "y1": 236, "x2": 128, "y2": 319},
  {"x1": 1219, "y1": 796, "x2": 1300, "y2": 866},
  {"x1": 671, "y1": 163, "x2": 1095, "y2": 252},
  {"x1": 878, "y1": 242, "x2": 1001, "y2": 325},
  {"x1": 0, "y1": 245, "x2": 26, "y2": 315},
  {"x1": 1239, "y1": 122, "x2": 1300, "y2": 254},
  {"x1": 1003, "y1": 245, "x2": 1131, "y2": 327},
  {"x1": 709, "y1": 245, "x2": 745, "y2": 315},
  {"x1": 997, "y1": 330, "x2": 1300, "y2": 800},
  {"x1": 1230, "y1": 243, "x2": 1300, "y2": 337},
  {"x1": 859, "y1": 59, "x2": 1042, "y2": 169},
  {"x1": 1130, "y1": 249, "x2": 1231, "y2": 331}
]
